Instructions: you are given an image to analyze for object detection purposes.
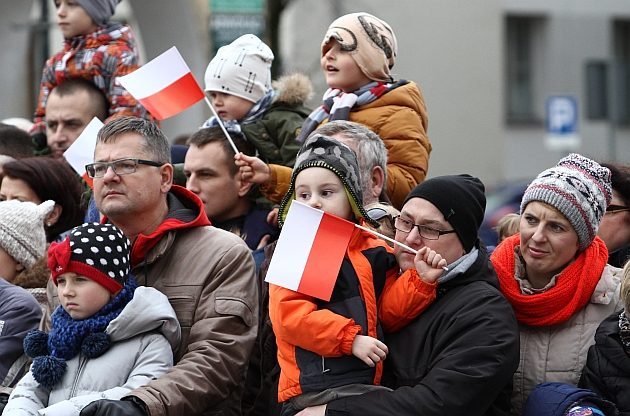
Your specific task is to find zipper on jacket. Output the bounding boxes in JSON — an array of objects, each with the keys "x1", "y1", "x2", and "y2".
[
  {"x1": 321, "y1": 356, "x2": 330, "y2": 373},
  {"x1": 69, "y1": 354, "x2": 88, "y2": 398}
]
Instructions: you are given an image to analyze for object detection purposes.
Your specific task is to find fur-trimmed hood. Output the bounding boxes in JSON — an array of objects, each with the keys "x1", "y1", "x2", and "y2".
[
  {"x1": 12, "y1": 255, "x2": 49, "y2": 290},
  {"x1": 272, "y1": 73, "x2": 313, "y2": 106}
]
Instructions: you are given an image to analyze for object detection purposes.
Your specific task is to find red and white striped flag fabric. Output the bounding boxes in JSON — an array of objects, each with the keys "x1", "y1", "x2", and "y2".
[
  {"x1": 265, "y1": 201, "x2": 355, "y2": 301},
  {"x1": 118, "y1": 46, "x2": 205, "y2": 120},
  {"x1": 64, "y1": 117, "x2": 104, "y2": 188}
]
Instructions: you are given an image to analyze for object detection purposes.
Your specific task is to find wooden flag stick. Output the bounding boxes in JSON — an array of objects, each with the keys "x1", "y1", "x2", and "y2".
[
  {"x1": 354, "y1": 223, "x2": 449, "y2": 272},
  {"x1": 203, "y1": 96, "x2": 239, "y2": 154}
]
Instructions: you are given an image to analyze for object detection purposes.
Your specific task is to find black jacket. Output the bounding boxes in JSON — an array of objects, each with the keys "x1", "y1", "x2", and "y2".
[
  {"x1": 579, "y1": 311, "x2": 630, "y2": 415},
  {"x1": 326, "y1": 248, "x2": 520, "y2": 416}
]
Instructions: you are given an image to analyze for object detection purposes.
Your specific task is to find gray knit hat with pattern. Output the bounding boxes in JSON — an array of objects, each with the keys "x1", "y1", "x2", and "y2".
[
  {"x1": 520, "y1": 153, "x2": 612, "y2": 251},
  {"x1": 278, "y1": 134, "x2": 379, "y2": 228},
  {"x1": 0, "y1": 199, "x2": 54, "y2": 269}
]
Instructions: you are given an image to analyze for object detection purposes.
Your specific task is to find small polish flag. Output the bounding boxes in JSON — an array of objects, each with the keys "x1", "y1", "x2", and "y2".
[
  {"x1": 265, "y1": 201, "x2": 355, "y2": 301},
  {"x1": 118, "y1": 46, "x2": 205, "y2": 120},
  {"x1": 63, "y1": 117, "x2": 104, "y2": 187}
]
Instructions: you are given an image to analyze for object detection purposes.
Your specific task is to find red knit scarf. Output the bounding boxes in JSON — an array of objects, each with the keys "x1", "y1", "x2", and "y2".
[{"x1": 491, "y1": 234, "x2": 608, "y2": 327}]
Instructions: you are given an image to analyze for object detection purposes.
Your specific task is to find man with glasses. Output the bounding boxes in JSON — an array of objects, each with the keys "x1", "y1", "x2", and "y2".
[
  {"x1": 79, "y1": 117, "x2": 258, "y2": 416},
  {"x1": 307, "y1": 174, "x2": 520, "y2": 416},
  {"x1": 598, "y1": 162, "x2": 630, "y2": 267}
]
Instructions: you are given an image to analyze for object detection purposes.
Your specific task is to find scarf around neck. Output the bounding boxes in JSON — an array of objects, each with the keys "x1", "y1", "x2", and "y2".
[
  {"x1": 491, "y1": 234, "x2": 608, "y2": 327},
  {"x1": 201, "y1": 89, "x2": 275, "y2": 135},
  {"x1": 25, "y1": 278, "x2": 137, "y2": 388},
  {"x1": 296, "y1": 80, "x2": 407, "y2": 143}
]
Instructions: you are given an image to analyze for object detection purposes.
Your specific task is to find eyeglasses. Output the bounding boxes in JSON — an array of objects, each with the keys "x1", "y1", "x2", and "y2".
[
  {"x1": 605, "y1": 204, "x2": 630, "y2": 214},
  {"x1": 85, "y1": 158, "x2": 163, "y2": 179},
  {"x1": 393, "y1": 216, "x2": 457, "y2": 240}
]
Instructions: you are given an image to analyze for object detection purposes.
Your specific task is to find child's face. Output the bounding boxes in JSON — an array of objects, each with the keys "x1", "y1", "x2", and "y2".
[
  {"x1": 321, "y1": 40, "x2": 372, "y2": 92},
  {"x1": 208, "y1": 92, "x2": 254, "y2": 121},
  {"x1": 295, "y1": 167, "x2": 353, "y2": 220},
  {"x1": 54, "y1": 0, "x2": 99, "y2": 39},
  {"x1": 57, "y1": 272, "x2": 111, "y2": 320}
]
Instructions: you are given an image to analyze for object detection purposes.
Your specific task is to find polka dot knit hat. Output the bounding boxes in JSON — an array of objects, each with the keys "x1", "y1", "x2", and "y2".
[{"x1": 48, "y1": 223, "x2": 130, "y2": 294}]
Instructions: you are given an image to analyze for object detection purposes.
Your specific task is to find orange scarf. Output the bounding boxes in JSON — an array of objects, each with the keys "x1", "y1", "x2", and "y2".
[{"x1": 491, "y1": 234, "x2": 608, "y2": 327}]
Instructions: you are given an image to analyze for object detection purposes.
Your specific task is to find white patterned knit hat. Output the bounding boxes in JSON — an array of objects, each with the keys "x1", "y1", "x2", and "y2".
[
  {"x1": 0, "y1": 200, "x2": 54, "y2": 269},
  {"x1": 49, "y1": 223, "x2": 130, "y2": 293},
  {"x1": 520, "y1": 153, "x2": 612, "y2": 251},
  {"x1": 204, "y1": 34, "x2": 274, "y2": 103}
]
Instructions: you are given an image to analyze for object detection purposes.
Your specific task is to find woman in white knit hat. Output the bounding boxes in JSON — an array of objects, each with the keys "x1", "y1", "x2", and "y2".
[{"x1": 0, "y1": 199, "x2": 55, "y2": 405}]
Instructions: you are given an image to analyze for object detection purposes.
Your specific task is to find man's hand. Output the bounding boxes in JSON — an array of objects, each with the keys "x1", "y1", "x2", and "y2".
[
  {"x1": 351, "y1": 335, "x2": 388, "y2": 367},
  {"x1": 414, "y1": 246, "x2": 447, "y2": 283},
  {"x1": 234, "y1": 152, "x2": 271, "y2": 185},
  {"x1": 80, "y1": 399, "x2": 147, "y2": 416},
  {"x1": 296, "y1": 404, "x2": 327, "y2": 416}
]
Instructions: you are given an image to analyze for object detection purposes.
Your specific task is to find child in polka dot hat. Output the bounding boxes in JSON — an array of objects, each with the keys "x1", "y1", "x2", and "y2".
[
  {"x1": 4, "y1": 223, "x2": 180, "y2": 413},
  {"x1": 48, "y1": 222, "x2": 131, "y2": 294}
]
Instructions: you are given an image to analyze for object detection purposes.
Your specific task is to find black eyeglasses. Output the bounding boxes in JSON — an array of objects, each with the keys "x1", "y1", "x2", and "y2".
[
  {"x1": 85, "y1": 158, "x2": 163, "y2": 179},
  {"x1": 393, "y1": 216, "x2": 457, "y2": 240},
  {"x1": 605, "y1": 204, "x2": 630, "y2": 214}
]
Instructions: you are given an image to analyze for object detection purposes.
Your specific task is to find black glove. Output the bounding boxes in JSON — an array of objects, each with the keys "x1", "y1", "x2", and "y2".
[{"x1": 80, "y1": 398, "x2": 147, "y2": 416}]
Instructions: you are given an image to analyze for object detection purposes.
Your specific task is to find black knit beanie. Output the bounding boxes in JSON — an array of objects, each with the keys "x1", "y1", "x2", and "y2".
[{"x1": 403, "y1": 174, "x2": 486, "y2": 252}]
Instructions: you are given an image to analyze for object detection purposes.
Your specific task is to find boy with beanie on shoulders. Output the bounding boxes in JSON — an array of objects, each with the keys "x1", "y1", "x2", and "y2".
[
  {"x1": 269, "y1": 135, "x2": 443, "y2": 416},
  {"x1": 238, "y1": 12, "x2": 431, "y2": 210},
  {"x1": 31, "y1": 0, "x2": 150, "y2": 151},
  {"x1": 4, "y1": 223, "x2": 180, "y2": 416},
  {"x1": 202, "y1": 34, "x2": 312, "y2": 167}
]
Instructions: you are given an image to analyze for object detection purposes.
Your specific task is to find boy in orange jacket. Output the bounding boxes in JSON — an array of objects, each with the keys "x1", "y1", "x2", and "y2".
[{"x1": 269, "y1": 135, "x2": 444, "y2": 415}]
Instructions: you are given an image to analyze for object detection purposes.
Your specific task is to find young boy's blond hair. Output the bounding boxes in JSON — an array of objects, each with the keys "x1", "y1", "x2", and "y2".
[{"x1": 494, "y1": 213, "x2": 520, "y2": 243}]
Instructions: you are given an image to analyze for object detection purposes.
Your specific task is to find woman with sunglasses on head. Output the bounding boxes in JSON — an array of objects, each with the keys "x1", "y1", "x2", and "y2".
[
  {"x1": 598, "y1": 162, "x2": 630, "y2": 268},
  {"x1": 491, "y1": 154, "x2": 625, "y2": 415}
]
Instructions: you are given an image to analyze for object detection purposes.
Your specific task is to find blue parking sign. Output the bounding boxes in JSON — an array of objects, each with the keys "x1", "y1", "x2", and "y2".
[
  {"x1": 545, "y1": 96, "x2": 579, "y2": 150},
  {"x1": 547, "y1": 96, "x2": 577, "y2": 134}
]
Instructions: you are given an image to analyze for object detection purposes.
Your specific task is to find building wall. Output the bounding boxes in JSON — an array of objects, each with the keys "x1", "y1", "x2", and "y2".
[{"x1": 504, "y1": 0, "x2": 630, "y2": 181}]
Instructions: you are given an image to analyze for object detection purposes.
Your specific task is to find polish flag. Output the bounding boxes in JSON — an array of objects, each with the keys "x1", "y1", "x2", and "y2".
[
  {"x1": 63, "y1": 117, "x2": 104, "y2": 188},
  {"x1": 265, "y1": 201, "x2": 355, "y2": 301},
  {"x1": 118, "y1": 47, "x2": 205, "y2": 120}
]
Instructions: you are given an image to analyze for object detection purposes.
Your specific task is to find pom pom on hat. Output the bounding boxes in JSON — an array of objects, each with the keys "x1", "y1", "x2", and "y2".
[
  {"x1": 49, "y1": 223, "x2": 131, "y2": 294},
  {"x1": 0, "y1": 199, "x2": 54, "y2": 269},
  {"x1": 204, "y1": 34, "x2": 274, "y2": 104},
  {"x1": 520, "y1": 153, "x2": 612, "y2": 252},
  {"x1": 322, "y1": 12, "x2": 398, "y2": 83}
]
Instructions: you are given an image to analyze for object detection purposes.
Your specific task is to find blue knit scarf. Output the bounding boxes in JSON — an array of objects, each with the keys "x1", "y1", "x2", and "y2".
[{"x1": 24, "y1": 278, "x2": 137, "y2": 388}]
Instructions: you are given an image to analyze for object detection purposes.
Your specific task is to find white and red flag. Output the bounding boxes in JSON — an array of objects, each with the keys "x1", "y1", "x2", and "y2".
[
  {"x1": 265, "y1": 201, "x2": 355, "y2": 301},
  {"x1": 63, "y1": 117, "x2": 104, "y2": 188},
  {"x1": 118, "y1": 46, "x2": 205, "y2": 120}
]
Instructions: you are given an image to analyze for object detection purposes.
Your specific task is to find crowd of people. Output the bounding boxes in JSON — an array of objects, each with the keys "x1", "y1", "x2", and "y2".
[{"x1": 0, "y1": 1, "x2": 629, "y2": 416}]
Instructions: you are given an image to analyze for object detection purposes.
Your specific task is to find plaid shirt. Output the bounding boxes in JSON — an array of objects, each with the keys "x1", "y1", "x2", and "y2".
[{"x1": 32, "y1": 23, "x2": 152, "y2": 135}]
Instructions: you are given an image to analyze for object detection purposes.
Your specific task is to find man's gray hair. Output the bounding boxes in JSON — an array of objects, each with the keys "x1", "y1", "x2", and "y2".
[
  {"x1": 96, "y1": 116, "x2": 171, "y2": 164},
  {"x1": 312, "y1": 121, "x2": 388, "y2": 199}
]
